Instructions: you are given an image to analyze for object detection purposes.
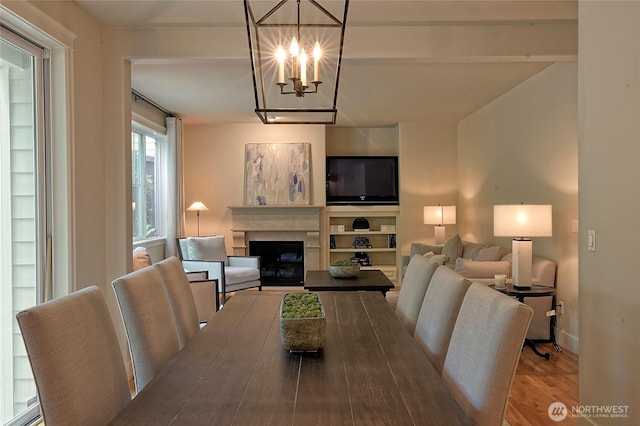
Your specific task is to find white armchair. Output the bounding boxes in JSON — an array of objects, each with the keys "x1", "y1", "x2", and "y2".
[{"x1": 177, "y1": 236, "x2": 261, "y2": 303}]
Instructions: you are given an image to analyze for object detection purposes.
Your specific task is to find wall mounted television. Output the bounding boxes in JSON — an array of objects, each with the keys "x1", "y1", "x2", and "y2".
[{"x1": 326, "y1": 156, "x2": 399, "y2": 205}]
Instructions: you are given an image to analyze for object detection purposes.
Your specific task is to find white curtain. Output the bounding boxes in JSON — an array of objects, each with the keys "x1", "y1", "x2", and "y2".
[{"x1": 165, "y1": 117, "x2": 185, "y2": 256}]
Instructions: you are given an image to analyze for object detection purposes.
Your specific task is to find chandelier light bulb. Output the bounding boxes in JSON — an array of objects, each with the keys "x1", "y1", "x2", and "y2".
[
  {"x1": 276, "y1": 45, "x2": 286, "y2": 84},
  {"x1": 290, "y1": 37, "x2": 299, "y2": 57},
  {"x1": 313, "y1": 41, "x2": 321, "y2": 81},
  {"x1": 299, "y1": 49, "x2": 308, "y2": 86}
]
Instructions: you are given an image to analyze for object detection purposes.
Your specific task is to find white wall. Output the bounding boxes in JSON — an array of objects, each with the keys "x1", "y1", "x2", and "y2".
[
  {"x1": 579, "y1": 1, "x2": 640, "y2": 419},
  {"x1": 458, "y1": 62, "x2": 579, "y2": 352},
  {"x1": 182, "y1": 123, "x2": 326, "y2": 248}
]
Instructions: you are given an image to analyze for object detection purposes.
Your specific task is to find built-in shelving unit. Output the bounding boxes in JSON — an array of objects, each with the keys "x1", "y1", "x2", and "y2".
[{"x1": 326, "y1": 205, "x2": 400, "y2": 284}]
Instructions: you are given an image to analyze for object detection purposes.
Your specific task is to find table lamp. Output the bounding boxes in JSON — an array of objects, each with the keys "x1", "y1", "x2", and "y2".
[
  {"x1": 187, "y1": 201, "x2": 208, "y2": 236},
  {"x1": 494, "y1": 204, "x2": 552, "y2": 289},
  {"x1": 423, "y1": 205, "x2": 456, "y2": 245}
]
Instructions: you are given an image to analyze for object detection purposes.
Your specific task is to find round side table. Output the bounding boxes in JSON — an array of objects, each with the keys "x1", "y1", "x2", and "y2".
[{"x1": 492, "y1": 284, "x2": 559, "y2": 360}]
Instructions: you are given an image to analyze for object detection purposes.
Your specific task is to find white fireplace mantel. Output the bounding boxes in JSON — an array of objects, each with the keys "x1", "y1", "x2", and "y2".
[{"x1": 228, "y1": 205, "x2": 324, "y2": 272}]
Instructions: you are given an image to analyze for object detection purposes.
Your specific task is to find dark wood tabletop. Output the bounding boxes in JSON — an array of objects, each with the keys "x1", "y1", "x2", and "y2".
[
  {"x1": 304, "y1": 269, "x2": 395, "y2": 295},
  {"x1": 109, "y1": 291, "x2": 469, "y2": 425}
]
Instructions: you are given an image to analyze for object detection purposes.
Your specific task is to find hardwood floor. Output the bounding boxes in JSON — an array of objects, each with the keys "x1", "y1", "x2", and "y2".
[{"x1": 506, "y1": 343, "x2": 579, "y2": 425}]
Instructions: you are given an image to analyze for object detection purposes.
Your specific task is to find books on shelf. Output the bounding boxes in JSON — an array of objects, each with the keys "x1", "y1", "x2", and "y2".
[
  {"x1": 330, "y1": 224, "x2": 345, "y2": 233},
  {"x1": 380, "y1": 224, "x2": 396, "y2": 232}
]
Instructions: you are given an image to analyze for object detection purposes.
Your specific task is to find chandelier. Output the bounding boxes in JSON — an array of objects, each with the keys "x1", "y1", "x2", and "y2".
[{"x1": 244, "y1": 0, "x2": 349, "y2": 124}]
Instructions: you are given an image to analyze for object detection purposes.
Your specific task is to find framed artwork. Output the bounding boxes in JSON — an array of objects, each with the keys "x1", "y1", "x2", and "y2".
[{"x1": 244, "y1": 143, "x2": 311, "y2": 205}]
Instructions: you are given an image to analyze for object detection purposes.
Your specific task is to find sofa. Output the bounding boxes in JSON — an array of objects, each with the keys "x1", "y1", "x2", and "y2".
[{"x1": 402, "y1": 234, "x2": 557, "y2": 340}]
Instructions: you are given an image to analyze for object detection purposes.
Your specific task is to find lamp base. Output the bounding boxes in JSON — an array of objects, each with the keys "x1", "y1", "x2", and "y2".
[
  {"x1": 434, "y1": 225, "x2": 446, "y2": 245},
  {"x1": 511, "y1": 238, "x2": 532, "y2": 289}
]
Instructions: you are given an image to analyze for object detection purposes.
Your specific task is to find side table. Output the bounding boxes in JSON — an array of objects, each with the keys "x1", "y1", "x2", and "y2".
[{"x1": 492, "y1": 284, "x2": 561, "y2": 360}]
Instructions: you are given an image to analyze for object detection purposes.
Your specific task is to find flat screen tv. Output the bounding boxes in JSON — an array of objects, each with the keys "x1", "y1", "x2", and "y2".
[{"x1": 326, "y1": 156, "x2": 399, "y2": 205}]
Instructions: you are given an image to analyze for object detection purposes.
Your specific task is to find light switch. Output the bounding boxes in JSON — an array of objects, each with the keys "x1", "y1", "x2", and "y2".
[
  {"x1": 588, "y1": 230, "x2": 596, "y2": 252},
  {"x1": 571, "y1": 219, "x2": 579, "y2": 233}
]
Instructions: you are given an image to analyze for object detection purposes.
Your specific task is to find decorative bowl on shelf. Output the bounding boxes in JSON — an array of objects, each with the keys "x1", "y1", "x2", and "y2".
[
  {"x1": 328, "y1": 260, "x2": 361, "y2": 278},
  {"x1": 280, "y1": 293, "x2": 326, "y2": 352}
]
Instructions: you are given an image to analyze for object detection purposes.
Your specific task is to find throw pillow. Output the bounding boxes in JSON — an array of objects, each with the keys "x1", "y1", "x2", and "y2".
[
  {"x1": 441, "y1": 234, "x2": 463, "y2": 268},
  {"x1": 187, "y1": 236, "x2": 228, "y2": 263},
  {"x1": 476, "y1": 246, "x2": 503, "y2": 262},
  {"x1": 411, "y1": 242, "x2": 443, "y2": 257},
  {"x1": 454, "y1": 258, "x2": 511, "y2": 278},
  {"x1": 132, "y1": 247, "x2": 152, "y2": 271},
  {"x1": 423, "y1": 251, "x2": 448, "y2": 265}
]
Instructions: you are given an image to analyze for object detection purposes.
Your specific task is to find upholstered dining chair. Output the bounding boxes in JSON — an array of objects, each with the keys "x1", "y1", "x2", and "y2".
[
  {"x1": 176, "y1": 235, "x2": 261, "y2": 304},
  {"x1": 16, "y1": 286, "x2": 131, "y2": 425},
  {"x1": 442, "y1": 282, "x2": 533, "y2": 426},
  {"x1": 154, "y1": 257, "x2": 202, "y2": 348},
  {"x1": 112, "y1": 266, "x2": 180, "y2": 392},
  {"x1": 394, "y1": 254, "x2": 441, "y2": 334},
  {"x1": 185, "y1": 271, "x2": 220, "y2": 323},
  {"x1": 414, "y1": 266, "x2": 472, "y2": 375}
]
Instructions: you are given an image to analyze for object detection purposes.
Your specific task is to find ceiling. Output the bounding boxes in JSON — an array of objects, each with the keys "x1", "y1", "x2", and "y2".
[{"x1": 75, "y1": 0, "x2": 577, "y2": 127}]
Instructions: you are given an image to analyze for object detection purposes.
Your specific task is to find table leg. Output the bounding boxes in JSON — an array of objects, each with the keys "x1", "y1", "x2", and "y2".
[
  {"x1": 516, "y1": 295, "x2": 553, "y2": 360},
  {"x1": 524, "y1": 339, "x2": 550, "y2": 360}
]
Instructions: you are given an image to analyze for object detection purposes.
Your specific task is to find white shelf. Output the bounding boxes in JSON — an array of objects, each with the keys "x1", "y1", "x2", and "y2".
[
  {"x1": 326, "y1": 206, "x2": 400, "y2": 284},
  {"x1": 330, "y1": 248, "x2": 396, "y2": 253}
]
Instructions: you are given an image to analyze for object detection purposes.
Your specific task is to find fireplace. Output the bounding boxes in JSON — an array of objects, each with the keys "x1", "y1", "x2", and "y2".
[
  {"x1": 228, "y1": 206, "x2": 322, "y2": 279},
  {"x1": 250, "y1": 241, "x2": 304, "y2": 285}
]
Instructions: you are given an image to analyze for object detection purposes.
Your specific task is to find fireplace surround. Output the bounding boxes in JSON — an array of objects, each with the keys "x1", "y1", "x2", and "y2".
[{"x1": 228, "y1": 206, "x2": 322, "y2": 280}]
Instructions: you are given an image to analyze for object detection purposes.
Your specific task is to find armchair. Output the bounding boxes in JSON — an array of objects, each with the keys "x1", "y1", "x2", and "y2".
[{"x1": 177, "y1": 236, "x2": 261, "y2": 304}]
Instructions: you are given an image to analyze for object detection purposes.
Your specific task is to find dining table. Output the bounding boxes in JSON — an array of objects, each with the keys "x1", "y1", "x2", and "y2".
[{"x1": 110, "y1": 290, "x2": 470, "y2": 425}]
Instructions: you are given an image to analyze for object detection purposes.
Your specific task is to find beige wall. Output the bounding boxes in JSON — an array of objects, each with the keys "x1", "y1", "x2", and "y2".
[
  {"x1": 182, "y1": 124, "x2": 326, "y2": 247},
  {"x1": 579, "y1": 1, "x2": 640, "y2": 419},
  {"x1": 326, "y1": 127, "x2": 398, "y2": 156},
  {"x1": 398, "y1": 122, "x2": 459, "y2": 255},
  {"x1": 457, "y1": 62, "x2": 579, "y2": 352}
]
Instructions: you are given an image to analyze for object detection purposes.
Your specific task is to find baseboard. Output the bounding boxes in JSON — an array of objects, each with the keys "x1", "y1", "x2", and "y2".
[{"x1": 556, "y1": 328, "x2": 579, "y2": 354}]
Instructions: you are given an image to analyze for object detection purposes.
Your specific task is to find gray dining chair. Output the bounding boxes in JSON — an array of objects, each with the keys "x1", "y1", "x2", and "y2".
[
  {"x1": 395, "y1": 254, "x2": 440, "y2": 334},
  {"x1": 154, "y1": 256, "x2": 201, "y2": 348},
  {"x1": 414, "y1": 266, "x2": 471, "y2": 375},
  {"x1": 442, "y1": 282, "x2": 533, "y2": 425},
  {"x1": 112, "y1": 266, "x2": 180, "y2": 392},
  {"x1": 16, "y1": 286, "x2": 131, "y2": 425}
]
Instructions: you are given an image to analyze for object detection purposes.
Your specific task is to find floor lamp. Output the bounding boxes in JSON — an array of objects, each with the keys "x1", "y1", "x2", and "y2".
[
  {"x1": 494, "y1": 204, "x2": 552, "y2": 289},
  {"x1": 187, "y1": 201, "x2": 208, "y2": 237},
  {"x1": 424, "y1": 205, "x2": 456, "y2": 245}
]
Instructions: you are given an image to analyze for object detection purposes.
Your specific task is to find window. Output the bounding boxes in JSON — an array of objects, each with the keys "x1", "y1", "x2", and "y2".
[
  {"x1": 0, "y1": 25, "x2": 49, "y2": 425},
  {"x1": 132, "y1": 122, "x2": 166, "y2": 242}
]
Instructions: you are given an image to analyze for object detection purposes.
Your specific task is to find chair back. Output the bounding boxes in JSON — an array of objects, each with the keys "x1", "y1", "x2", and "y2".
[
  {"x1": 414, "y1": 266, "x2": 471, "y2": 375},
  {"x1": 396, "y1": 254, "x2": 440, "y2": 334},
  {"x1": 155, "y1": 257, "x2": 200, "y2": 348},
  {"x1": 112, "y1": 267, "x2": 180, "y2": 392},
  {"x1": 176, "y1": 235, "x2": 228, "y2": 263},
  {"x1": 442, "y1": 283, "x2": 533, "y2": 425},
  {"x1": 16, "y1": 286, "x2": 131, "y2": 425}
]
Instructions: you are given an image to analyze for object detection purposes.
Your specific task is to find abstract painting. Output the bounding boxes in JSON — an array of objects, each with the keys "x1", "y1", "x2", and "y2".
[{"x1": 244, "y1": 143, "x2": 311, "y2": 205}]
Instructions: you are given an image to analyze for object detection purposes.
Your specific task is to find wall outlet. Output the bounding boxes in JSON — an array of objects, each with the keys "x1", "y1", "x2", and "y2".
[{"x1": 557, "y1": 301, "x2": 564, "y2": 315}]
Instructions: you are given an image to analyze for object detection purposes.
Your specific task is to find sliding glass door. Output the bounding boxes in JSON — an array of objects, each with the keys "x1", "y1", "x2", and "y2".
[{"x1": 0, "y1": 26, "x2": 49, "y2": 425}]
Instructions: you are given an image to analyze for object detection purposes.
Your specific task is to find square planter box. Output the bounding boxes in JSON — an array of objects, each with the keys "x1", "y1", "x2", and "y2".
[{"x1": 280, "y1": 293, "x2": 326, "y2": 352}]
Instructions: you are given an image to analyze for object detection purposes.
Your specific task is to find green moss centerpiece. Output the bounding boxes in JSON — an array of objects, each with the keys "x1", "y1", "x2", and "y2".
[
  {"x1": 280, "y1": 293, "x2": 326, "y2": 352},
  {"x1": 329, "y1": 259, "x2": 361, "y2": 278}
]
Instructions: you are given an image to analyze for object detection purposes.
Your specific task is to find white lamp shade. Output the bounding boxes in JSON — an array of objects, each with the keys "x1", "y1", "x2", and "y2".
[
  {"x1": 187, "y1": 201, "x2": 209, "y2": 212},
  {"x1": 423, "y1": 205, "x2": 456, "y2": 225},
  {"x1": 493, "y1": 204, "x2": 552, "y2": 237}
]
